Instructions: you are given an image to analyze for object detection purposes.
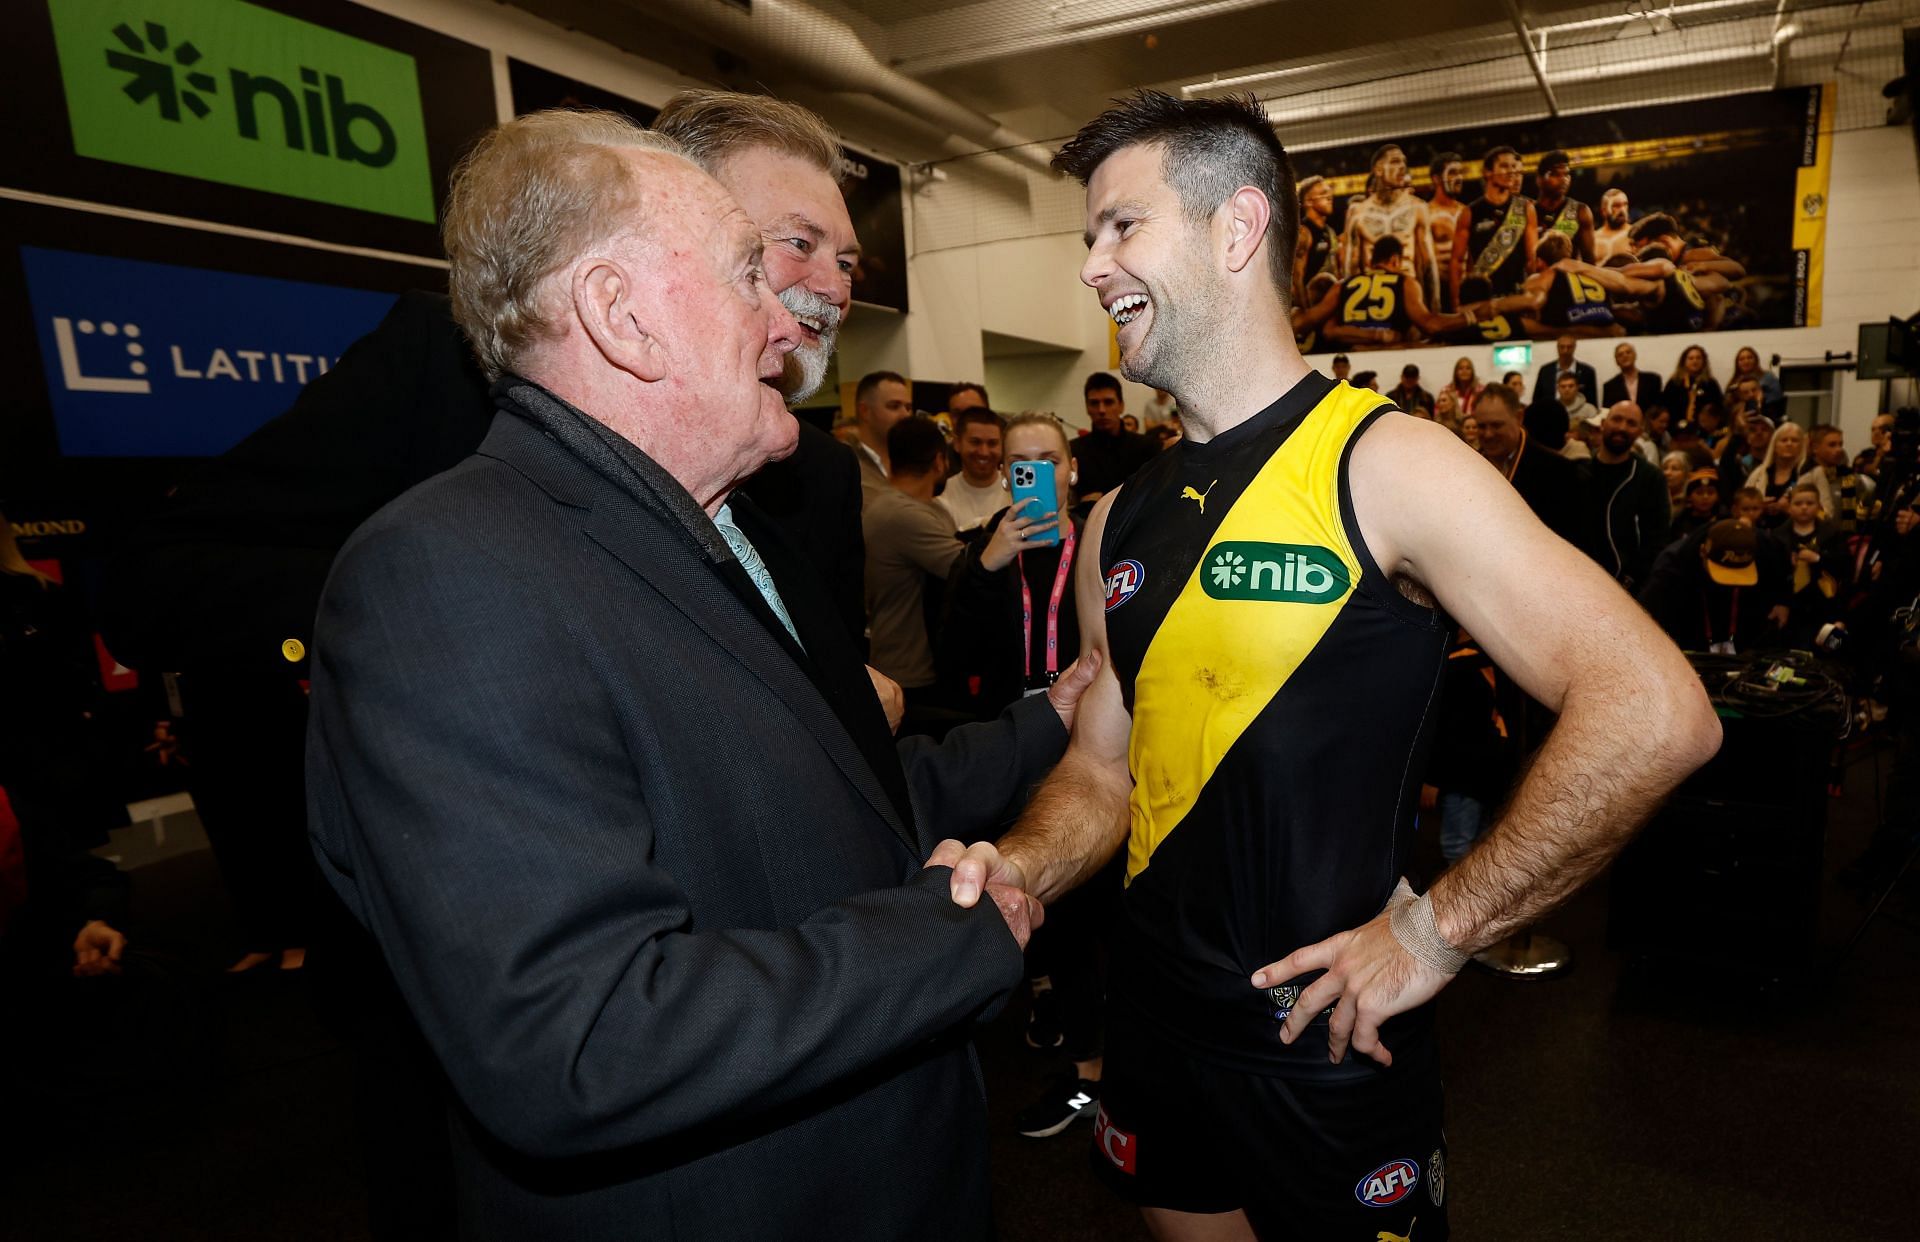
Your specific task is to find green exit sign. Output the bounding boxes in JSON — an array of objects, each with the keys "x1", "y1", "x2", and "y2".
[{"x1": 1491, "y1": 342, "x2": 1532, "y2": 372}]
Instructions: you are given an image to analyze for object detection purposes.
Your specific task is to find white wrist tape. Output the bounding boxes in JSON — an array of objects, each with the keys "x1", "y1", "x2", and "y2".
[{"x1": 1387, "y1": 877, "x2": 1469, "y2": 975}]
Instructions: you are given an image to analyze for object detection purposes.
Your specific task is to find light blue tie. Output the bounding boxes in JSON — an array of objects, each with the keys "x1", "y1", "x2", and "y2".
[{"x1": 712, "y1": 503, "x2": 802, "y2": 649}]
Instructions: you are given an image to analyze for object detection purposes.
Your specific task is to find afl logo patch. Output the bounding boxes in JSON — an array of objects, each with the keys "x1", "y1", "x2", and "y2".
[
  {"x1": 1104, "y1": 559, "x2": 1145, "y2": 611},
  {"x1": 1355, "y1": 1158, "x2": 1420, "y2": 1208}
]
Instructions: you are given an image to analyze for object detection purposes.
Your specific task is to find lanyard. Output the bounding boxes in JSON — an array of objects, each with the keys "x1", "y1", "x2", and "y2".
[
  {"x1": 1020, "y1": 521, "x2": 1077, "y2": 684},
  {"x1": 1703, "y1": 586, "x2": 1739, "y2": 645},
  {"x1": 1499, "y1": 428, "x2": 1528, "y2": 482}
]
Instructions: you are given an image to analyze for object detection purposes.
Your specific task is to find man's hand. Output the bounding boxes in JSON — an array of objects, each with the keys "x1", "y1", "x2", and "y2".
[
  {"x1": 924, "y1": 838, "x2": 1044, "y2": 950},
  {"x1": 1250, "y1": 904, "x2": 1453, "y2": 1068},
  {"x1": 73, "y1": 920, "x2": 127, "y2": 977},
  {"x1": 1767, "y1": 604, "x2": 1790, "y2": 628},
  {"x1": 865, "y1": 665, "x2": 905, "y2": 734},
  {"x1": 979, "y1": 498, "x2": 1060, "y2": 573},
  {"x1": 1045, "y1": 648, "x2": 1102, "y2": 735}
]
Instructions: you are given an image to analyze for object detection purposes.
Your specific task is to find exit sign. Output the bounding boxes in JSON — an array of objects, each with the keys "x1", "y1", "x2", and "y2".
[{"x1": 1491, "y1": 342, "x2": 1532, "y2": 372}]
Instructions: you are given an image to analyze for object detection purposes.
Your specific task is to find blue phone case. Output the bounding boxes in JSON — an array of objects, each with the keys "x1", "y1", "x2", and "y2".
[{"x1": 1008, "y1": 460, "x2": 1061, "y2": 546}]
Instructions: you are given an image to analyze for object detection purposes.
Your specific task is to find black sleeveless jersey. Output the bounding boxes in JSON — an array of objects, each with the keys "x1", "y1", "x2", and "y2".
[
  {"x1": 1097, "y1": 372, "x2": 1451, "y2": 1079},
  {"x1": 1336, "y1": 271, "x2": 1412, "y2": 335},
  {"x1": 1541, "y1": 268, "x2": 1616, "y2": 329},
  {"x1": 1465, "y1": 194, "x2": 1530, "y2": 294},
  {"x1": 1303, "y1": 218, "x2": 1336, "y2": 281},
  {"x1": 1647, "y1": 266, "x2": 1708, "y2": 333}
]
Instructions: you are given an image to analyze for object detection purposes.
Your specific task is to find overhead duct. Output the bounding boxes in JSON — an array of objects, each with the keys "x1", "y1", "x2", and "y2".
[{"x1": 631, "y1": 0, "x2": 1059, "y2": 176}]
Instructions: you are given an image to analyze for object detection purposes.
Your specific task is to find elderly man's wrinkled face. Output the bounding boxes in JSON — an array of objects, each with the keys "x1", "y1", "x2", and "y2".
[
  {"x1": 646, "y1": 158, "x2": 800, "y2": 470},
  {"x1": 711, "y1": 147, "x2": 858, "y2": 404}
]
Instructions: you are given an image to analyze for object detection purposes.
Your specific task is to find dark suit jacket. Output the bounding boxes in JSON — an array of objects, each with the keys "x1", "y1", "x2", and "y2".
[
  {"x1": 307, "y1": 379, "x2": 1062, "y2": 1241},
  {"x1": 1532, "y1": 360, "x2": 1598, "y2": 410},
  {"x1": 1509, "y1": 438, "x2": 1580, "y2": 546},
  {"x1": 1602, "y1": 371, "x2": 1662, "y2": 413},
  {"x1": 102, "y1": 292, "x2": 865, "y2": 677}
]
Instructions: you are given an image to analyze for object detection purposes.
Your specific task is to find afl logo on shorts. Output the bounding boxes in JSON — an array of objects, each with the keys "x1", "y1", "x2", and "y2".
[
  {"x1": 1355, "y1": 1158, "x2": 1420, "y2": 1208},
  {"x1": 1104, "y1": 559, "x2": 1145, "y2": 612}
]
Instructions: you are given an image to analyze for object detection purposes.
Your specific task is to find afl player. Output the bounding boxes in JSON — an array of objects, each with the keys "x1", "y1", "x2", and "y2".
[
  {"x1": 1341, "y1": 144, "x2": 1436, "y2": 306},
  {"x1": 1451, "y1": 144, "x2": 1536, "y2": 305},
  {"x1": 1532, "y1": 150, "x2": 1596, "y2": 264},
  {"x1": 937, "y1": 91, "x2": 1721, "y2": 1242},
  {"x1": 1292, "y1": 174, "x2": 1340, "y2": 306},
  {"x1": 1594, "y1": 187, "x2": 1634, "y2": 260}
]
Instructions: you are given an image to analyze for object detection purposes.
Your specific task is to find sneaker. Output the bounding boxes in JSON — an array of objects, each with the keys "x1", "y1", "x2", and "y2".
[
  {"x1": 1025, "y1": 977, "x2": 1063, "y2": 1051},
  {"x1": 1015, "y1": 1073, "x2": 1100, "y2": 1139}
]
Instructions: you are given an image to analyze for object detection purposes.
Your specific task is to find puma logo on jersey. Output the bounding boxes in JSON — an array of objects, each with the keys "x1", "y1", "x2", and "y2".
[
  {"x1": 1181, "y1": 480, "x2": 1217, "y2": 512},
  {"x1": 1376, "y1": 1222, "x2": 1416, "y2": 1242}
]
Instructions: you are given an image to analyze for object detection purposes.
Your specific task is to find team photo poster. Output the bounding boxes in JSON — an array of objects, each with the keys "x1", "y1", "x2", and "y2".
[{"x1": 1286, "y1": 85, "x2": 1832, "y2": 353}]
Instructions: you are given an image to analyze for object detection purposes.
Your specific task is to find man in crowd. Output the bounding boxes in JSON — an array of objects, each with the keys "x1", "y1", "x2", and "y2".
[
  {"x1": 947, "y1": 381, "x2": 990, "y2": 416},
  {"x1": 1072, "y1": 372, "x2": 1157, "y2": 502},
  {"x1": 1387, "y1": 364, "x2": 1435, "y2": 415},
  {"x1": 1475, "y1": 383, "x2": 1578, "y2": 543},
  {"x1": 1594, "y1": 187, "x2": 1634, "y2": 259},
  {"x1": 1576, "y1": 402, "x2": 1670, "y2": 589},
  {"x1": 308, "y1": 109, "x2": 1095, "y2": 1241},
  {"x1": 1603, "y1": 340, "x2": 1662, "y2": 411},
  {"x1": 1557, "y1": 370, "x2": 1600, "y2": 431},
  {"x1": 1802, "y1": 423, "x2": 1875, "y2": 529},
  {"x1": 866, "y1": 417, "x2": 968, "y2": 705},
  {"x1": 1532, "y1": 333, "x2": 1598, "y2": 410},
  {"x1": 1452, "y1": 143, "x2": 1536, "y2": 303},
  {"x1": 853, "y1": 369, "x2": 913, "y2": 492},
  {"x1": 938, "y1": 406, "x2": 1009, "y2": 532},
  {"x1": 1856, "y1": 412, "x2": 1897, "y2": 480},
  {"x1": 1330, "y1": 353, "x2": 1352, "y2": 383},
  {"x1": 932, "y1": 91, "x2": 1719, "y2": 1241},
  {"x1": 1531, "y1": 150, "x2": 1596, "y2": 265}
]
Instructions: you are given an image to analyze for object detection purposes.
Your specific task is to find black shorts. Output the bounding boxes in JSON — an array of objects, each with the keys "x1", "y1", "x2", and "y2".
[{"x1": 1091, "y1": 1011, "x2": 1448, "y2": 1239}]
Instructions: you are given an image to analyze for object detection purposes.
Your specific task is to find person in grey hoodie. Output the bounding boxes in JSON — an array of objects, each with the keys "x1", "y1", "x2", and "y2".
[{"x1": 1577, "y1": 401, "x2": 1671, "y2": 590}]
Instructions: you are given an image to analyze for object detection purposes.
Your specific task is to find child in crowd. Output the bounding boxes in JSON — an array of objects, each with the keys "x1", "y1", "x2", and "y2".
[
  {"x1": 1773, "y1": 482, "x2": 1850, "y2": 648},
  {"x1": 1670, "y1": 471, "x2": 1722, "y2": 543}
]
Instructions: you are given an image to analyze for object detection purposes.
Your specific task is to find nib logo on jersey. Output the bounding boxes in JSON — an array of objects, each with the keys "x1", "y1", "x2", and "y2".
[
  {"x1": 22, "y1": 246, "x2": 396, "y2": 458},
  {"x1": 46, "y1": 0, "x2": 435, "y2": 222},
  {"x1": 1202, "y1": 542, "x2": 1350, "y2": 604}
]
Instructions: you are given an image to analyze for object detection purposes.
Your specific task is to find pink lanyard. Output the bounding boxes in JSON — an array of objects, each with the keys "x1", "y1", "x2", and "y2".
[{"x1": 1020, "y1": 522, "x2": 1077, "y2": 684}]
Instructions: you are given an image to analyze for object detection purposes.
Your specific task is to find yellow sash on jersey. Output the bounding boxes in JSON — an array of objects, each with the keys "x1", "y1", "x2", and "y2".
[{"x1": 1124, "y1": 383, "x2": 1382, "y2": 884}]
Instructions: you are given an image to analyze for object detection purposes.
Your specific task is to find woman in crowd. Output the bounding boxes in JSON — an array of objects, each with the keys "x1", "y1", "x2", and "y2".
[
  {"x1": 1729, "y1": 346, "x2": 1785, "y2": 418},
  {"x1": 1662, "y1": 450, "x2": 1693, "y2": 510},
  {"x1": 1458, "y1": 411, "x2": 1481, "y2": 451},
  {"x1": 1442, "y1": 357, "x2": 1483, "y2": 417},
  {"x1": 1746, "y1": 420, "x2": 1808, "y2": 528},
  {"x1": 1434, "y1": 387, "x2": 1460, "y2": 433},
  {"x1": 1662, "y1": 343, "x2": 1723, "y2": 430},
  {"x1": 1503, "y1": 370, "x2": 1526, "y2": 398}
]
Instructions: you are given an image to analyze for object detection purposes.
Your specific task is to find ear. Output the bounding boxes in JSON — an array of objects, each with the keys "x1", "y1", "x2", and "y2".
[
  {"x1": 573, "y1": 257, "x2": 667, "y2": 383},
  {"x1": 1219, "y1": 186, "x2": 1273, "y2": 276}
]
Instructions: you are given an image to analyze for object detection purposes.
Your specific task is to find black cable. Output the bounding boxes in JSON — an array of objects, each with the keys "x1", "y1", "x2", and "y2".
[{"x1": 1687, "y1": 648, "x2": 1850, "y2": 727}]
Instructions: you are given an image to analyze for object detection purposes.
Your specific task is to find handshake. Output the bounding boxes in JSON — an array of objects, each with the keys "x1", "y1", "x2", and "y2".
[{"x1": 924, "y1": 838, "x2": 1044, "y2": 950}]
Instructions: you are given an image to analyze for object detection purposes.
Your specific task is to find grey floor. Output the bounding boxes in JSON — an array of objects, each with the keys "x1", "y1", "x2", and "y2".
[{"x1": 4, "y1": 742, "x2": 1918, "y2": 1241}]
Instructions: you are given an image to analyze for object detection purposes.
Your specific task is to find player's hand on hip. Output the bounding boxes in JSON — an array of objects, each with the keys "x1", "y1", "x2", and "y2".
[
  {"x1": 1250, "y1": 910, "x2": 1453, "y2": 1069},
  {"x1": 1045, "y1": 647, "x2": 1102, "y2": 734}
]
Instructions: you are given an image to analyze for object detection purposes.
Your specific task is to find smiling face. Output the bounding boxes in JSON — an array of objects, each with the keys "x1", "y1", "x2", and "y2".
[
  {"x1": 710, "y1": 146, "x2": 858, "y2": 404},
  {"x1": 956, "y1": 416, "x2": 1002, "y2": 485},
  {"x1": 1081, "y1": 143, "x2": 1218, "y2": 393},
  {"x1": 1615, "y1": 342, "x2": 1636, "y2": 371}
]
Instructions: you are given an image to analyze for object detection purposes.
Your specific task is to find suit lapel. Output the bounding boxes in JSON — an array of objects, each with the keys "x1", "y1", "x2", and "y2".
[{"x1": 580, "y1": 503, "x2": 916, "y2": 854}]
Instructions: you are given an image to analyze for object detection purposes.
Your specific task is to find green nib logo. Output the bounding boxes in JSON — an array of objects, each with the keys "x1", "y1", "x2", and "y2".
[
  {"x1": 107, "y1": 21, "x2": 215, "y2": 122},
  {"x1": 1202, "y1": 542, "x2": 1347, "y2": 603}
]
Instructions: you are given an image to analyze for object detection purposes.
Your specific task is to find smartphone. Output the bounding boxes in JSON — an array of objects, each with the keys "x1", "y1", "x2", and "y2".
[{"x1": 1008, "y1": 459, "x2": 1061, "y2": 547}]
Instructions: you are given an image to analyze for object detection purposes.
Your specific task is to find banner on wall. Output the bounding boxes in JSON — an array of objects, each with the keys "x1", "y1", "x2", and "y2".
[
  {"x1": 6, "y1": 0, "x2": 495, "y2": 255},
  {"x1": 19, "y1": 246, "x2": 397, "y2": 457},
  {"x1": 508, "y1": 61, "x2": 909, "y2": 312},
  {"x1": 1287, "y1": 85, "x2": 1832, "y2": 354}
]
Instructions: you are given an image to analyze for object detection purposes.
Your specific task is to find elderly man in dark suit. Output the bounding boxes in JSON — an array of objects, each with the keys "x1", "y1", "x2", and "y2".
[{"x1": 307, "y1": 110, "x2": 1089, "y2": 1241}]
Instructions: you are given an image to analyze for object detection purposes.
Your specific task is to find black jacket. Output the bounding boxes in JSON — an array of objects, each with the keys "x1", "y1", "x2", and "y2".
[
  {"x1": 1532, "y1": 360, "x2": 1598, "y2": 409},
  {"x1": 1576, "y1": 452, "x2": 1671, "y2": 589},
  {"x1": 307, "y1": 380, "x2": 1064, "y2": 1241},
  {"x1": 1602, "y1": 371, "x2": 1662, "y2": 413},
  {"x1": 938, "y1": 509, "x2": 1083, "y2": 719},
  {"x1": 1506, "y1": 437, "x2": 1580, "y2": 546}
]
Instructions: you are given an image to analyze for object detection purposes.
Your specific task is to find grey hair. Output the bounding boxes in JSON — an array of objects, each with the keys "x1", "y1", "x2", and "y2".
[
  {"x1": 443, "y1": 108, "x2": 686, "y2": 380},
  {"x1": 653, "y1": 89, "x2": 843, "y2": 183}
]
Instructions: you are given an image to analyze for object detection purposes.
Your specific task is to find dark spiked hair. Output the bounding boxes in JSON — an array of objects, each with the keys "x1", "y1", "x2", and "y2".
[{"x1": 1053, "y1": 91, "x2": 1298, "y2": 306}]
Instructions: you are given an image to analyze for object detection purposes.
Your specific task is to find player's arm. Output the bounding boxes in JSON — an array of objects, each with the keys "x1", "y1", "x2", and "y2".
[
  {"x1": 944, "y1": 493, "x2": 1134, "y2": 907},
  {"x1": 1522, "y1": 201, "x2": 1539, "y2": 270},
  {"x1": 1325, "y1": 323, "x2": 1401, "y2": 346},
  {"x1": 1447, "y1": 215, "x2": 1466, "y2": 308},
  {"x1": 1294, "y1": 278, "x2": 1344, "y2": 334},
  {"x1": 1255, "y1": 417, "x2": 1720, "y2": 1067},
  {"x1": 1683, "y1": 247, "x2": 1745, "y2": 279},
  {"x1": 1575, "y1": 204, "x2": 1597, "y2": 265},
  {"x1": 1560, "y1": 258, "x2": 1657, "y2": 299},
  {"x1": 1687, "y1": 269, "x2": 1733, "y2": 298},
  {"x1": 1401, "y1": 277, "x2": 1455, "y2": 338}
]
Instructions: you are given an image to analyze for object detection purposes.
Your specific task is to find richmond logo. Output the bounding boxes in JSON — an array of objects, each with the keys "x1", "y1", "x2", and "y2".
[{"x1": 1202, "y1": 542, "x2": 1347, "y2": 603}]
